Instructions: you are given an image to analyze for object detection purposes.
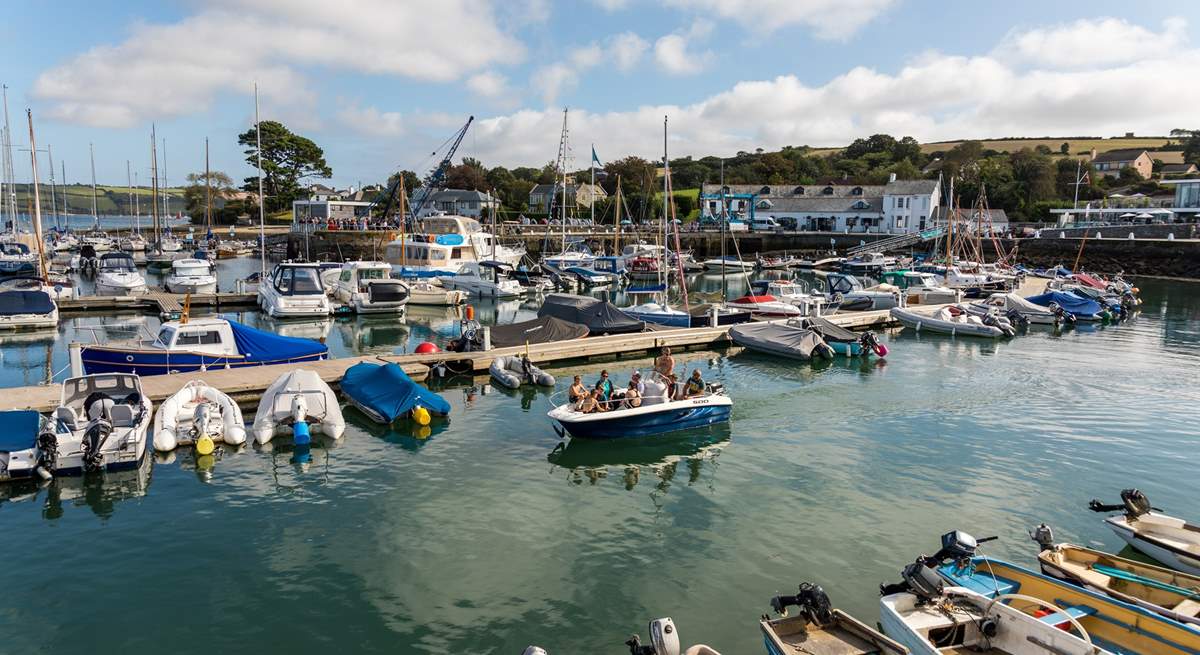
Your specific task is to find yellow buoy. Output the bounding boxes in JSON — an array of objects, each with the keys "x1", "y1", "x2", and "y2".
[
  {"x1": 412, "y1": 405, "x2": 431, "y2": 426},
  {"x1": 196, "y1": 435, "x2": 215, "y2": 456},
  {"x1": 196, "y1": 454, "x2": 215, "y2": 471},
  {"x1": 414, "y1": 425, "x2": 432, "y2": 440}
]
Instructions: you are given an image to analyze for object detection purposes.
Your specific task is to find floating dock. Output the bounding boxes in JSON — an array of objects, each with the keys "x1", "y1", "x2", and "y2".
[{"x1": 59, "y1": 291, "x2": 259, "y2": 319}]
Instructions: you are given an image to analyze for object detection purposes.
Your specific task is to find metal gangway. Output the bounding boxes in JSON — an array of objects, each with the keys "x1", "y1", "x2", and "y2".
[{"x1": 845, "y1": 226, "x2": 944, "y2": 257}]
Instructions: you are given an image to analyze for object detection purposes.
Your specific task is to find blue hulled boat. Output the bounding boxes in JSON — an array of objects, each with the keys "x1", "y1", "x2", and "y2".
[
  {"x1": 80, "y1": 316, "x2": 328, "y2": 376},
  {"x1": 547, "y1": 377, "x2": 731, "y2": 439}
]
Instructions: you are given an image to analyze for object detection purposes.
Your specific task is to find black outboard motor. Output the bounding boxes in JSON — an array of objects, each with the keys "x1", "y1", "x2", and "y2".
[
  {"x1": 1088, "y1": 489, "x2": 1156, "y2": 519},
  {"x1": 82, "y1": 419, "x2": 112, "y2": 473},
  {"x1": 1005, "y1": 308, "x2": 1028, "y2": 329},
  {"x1": 879, "y1": 530, "x2": 996, "y2": 600},
  {"x1": 769, "y1": 582, "x2": 834, "y2": 627},
  {"x1": 880, "y1": 559, "x2": 947, "y2": 605}
]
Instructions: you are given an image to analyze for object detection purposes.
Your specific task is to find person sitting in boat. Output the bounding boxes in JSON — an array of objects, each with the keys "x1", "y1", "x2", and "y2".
[
  {"x1": 596, "y1": 370, "x2": 614, "y2": 401},
  {"x1": 568, "y1": 375, "x2": 588, "y2": 403},
  {"x1": 622, "y1": 381, "x2": 642, "y2": 409},
  {"x1": 577, "y1": 387, "x2": 605, "y2": 414},
  {"x1": 630, "y1": 370, "x2": 645, "y2": 395},
  {"x1": 682, "y1": 369, "x2": 705, "y2": 398}
]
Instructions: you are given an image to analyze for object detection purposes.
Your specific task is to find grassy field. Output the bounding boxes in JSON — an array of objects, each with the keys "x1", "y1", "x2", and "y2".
[{"x1": 809, "y1": 136, "x2": 1182, "y2": 160}]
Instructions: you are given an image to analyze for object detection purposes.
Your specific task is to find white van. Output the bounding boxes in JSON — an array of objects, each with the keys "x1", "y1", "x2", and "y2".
[{"x1": 751, "y1": 216, "x2": 781, "y2": 231}]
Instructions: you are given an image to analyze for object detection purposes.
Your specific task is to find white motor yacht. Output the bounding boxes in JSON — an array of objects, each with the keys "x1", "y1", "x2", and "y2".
[
  {"x1": 384, "y1": 214, "x2": 524, "y2": 274},
  {"x1": 81, "y1": 231, "x2": 114, "y2": 252},
  {"x1": 258, "y1": 262, "x2": 332, "y2": 318},
  {"x1": 438, "y1": 262, "x2": 522, "y2": 298},
  {"x1": 120, "y1": 234, "x2": 148, "y2": 252},
  {"x1": 164, "y1": 258, "x2": 218, "y2": 294},
  {"x1": 331, "y1": 261, "x2": 409, "y2": 314},
  {"x1": 94, "y1": 252, "x2": 147, "y2": 296}
]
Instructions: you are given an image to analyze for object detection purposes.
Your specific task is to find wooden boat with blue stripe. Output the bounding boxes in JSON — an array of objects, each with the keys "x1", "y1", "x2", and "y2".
[
  {"x1": 938, "y1": 556, "x2": 1200, "y2": 655},
  {"x1": 80, "y1": 316, "x2": 328, "y2": 376},
  {"x1": 547, "y1": 379, "x2": 731, "y2": 440}
]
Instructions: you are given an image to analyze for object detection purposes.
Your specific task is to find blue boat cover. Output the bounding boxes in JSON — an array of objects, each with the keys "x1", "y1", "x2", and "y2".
[
  {"x1": 341, "y1": 362, "x2": 451, "y2": 421},
  {"x1": 226, "y1": 318, "x2": 328, "y2": 361},
  {"x1": 0, "y1": 290, "x2": 55, "y2": 316},
  {"x1": 0, "y1": 410, "x2": 41, "y2": 451},
  {"x1": 1025, "y1": 291, "x2": 1102, "y2": 317}
]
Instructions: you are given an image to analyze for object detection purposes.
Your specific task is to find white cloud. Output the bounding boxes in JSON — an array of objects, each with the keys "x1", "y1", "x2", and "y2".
[
  {"x1": 33, "y1": 0, "x2": 524, "y2": 128},
  {"x1": 999, "y1": 17, "x2": 1189, "y2": 68},
  {"x1": 338, "y1": 104, "x2": 405, "y2": 137},
  {"x1": 654, "y1": 20, "x2": 714, "y2": 75},
  {"x1": 609, "y1": 32, "x2": 649, "y2": 71},
  {"x1": 466, "y1": 71, "x2": 511, "y2": 99},
  {"x1": 591, "y1": 0, "x2": 632, "y2": 10},
  {"x1": 663, "y1": 0, "x2": 895, "y2": 40}
]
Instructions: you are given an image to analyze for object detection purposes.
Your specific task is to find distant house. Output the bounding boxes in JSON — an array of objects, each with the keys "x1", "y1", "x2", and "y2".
[
  {"x1": 1092, "y1": 149, "x2": 1153, "y2": 179},
  {"x1": 1160, "y1": 163, "x2": 1199, "y2": 178},
  {"x1": 412, "y1": 188, "x2": 499, "y2": 219},
  {"x1": 528, "y1": 181, "x2": 607, "y2": 213},
  {"x1": 307, "y1": 184, "x2": 338, "y2": 201}
]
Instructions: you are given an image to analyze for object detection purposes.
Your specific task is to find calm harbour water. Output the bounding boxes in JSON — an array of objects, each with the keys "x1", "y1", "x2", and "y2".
[{"x1": 0, "y1": 263, "x2": 1197, "y2": 654}]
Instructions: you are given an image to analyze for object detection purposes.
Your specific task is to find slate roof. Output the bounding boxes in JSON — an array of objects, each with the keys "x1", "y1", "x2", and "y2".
[{"x1": 1093, "y1": 148, "x2": 1149, "y2": 163}]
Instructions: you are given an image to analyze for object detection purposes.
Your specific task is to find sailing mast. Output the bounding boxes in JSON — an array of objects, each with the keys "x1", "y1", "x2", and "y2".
[
  {"x1": 255, "y1": 84, "x2": 266, "y2": 276},
  {"x1": 205, "y1": 137, "x2": 212, "y2": 238},
  {"x1": 47, "y1": 145, "x2": 58, "y2": 231},
  {"x1": 161, "y1": 138, "x2": 169, "y2": 222},
  {"x1": 126, "y1": 160, "x2": 133, "y2": 240},
  {"x1": 134, "y1": 171, "x2": 140, "y2": 235},
  {"x1": 660, "y1": 116, "x2": 668, "y2": 293},
  {"x1": 1, "y1": 85, "x2": 15, "y2": 232},
  {"x1": 89, "y1": 143, "x2": 99, "y2": 232},
  {"x1": 719, "y1": 159, "x2": 726, "y2": 302},
  {"x1": 60, "y1": 161, "x2": 67, "y2": 226},
  {"x1": 614, "y1": 176, "x2": 622, "y2": 258},
  {"x1": 25, "y1": 110, "x2": 49, "y2": 283},
  {"x1": 151, "y1": 125, "x2": 160, "y2": 246},
  {"x1": 664, "y1": 117, "x2": 689, "y2": 311}
]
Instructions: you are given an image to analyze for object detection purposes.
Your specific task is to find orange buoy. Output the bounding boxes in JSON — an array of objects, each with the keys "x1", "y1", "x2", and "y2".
[{"x1": 465, "y1": 305, "x2": 475, "y2": 321}]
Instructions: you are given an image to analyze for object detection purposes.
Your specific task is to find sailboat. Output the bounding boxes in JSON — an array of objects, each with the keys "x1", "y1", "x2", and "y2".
[
  {"x1": 0, "y1": 110, "x2": 60, "y2": 329},
  {"x1": 541, "y1": 109, "x2": 596, "y2": 269},
  {"x1": 119, "y1": 162, "x2": 146, "y2": 252},
  {"x1": 80, "y1": 143, "x2": 113, "y2": 252},
  {"x1": 145, "y1": 127, "x2": 177, "y2": 270},
  {"x1": 623, "y1": 117, "x2": 690, "y2": 328}
]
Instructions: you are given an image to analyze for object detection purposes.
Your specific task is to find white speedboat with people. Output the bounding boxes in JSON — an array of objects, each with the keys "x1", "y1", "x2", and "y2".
[
  {"x1": 94, "y1": 252, "x2": 147, "y2": 296},
  {"x1": 252, "y1": 369, "x2": 345, "y2": 445},
  {"x1": 1089, "y1": 489, "x2": 1200, "y2": 576},
  {"x1": 258, "y1": 262, "x2": 332, "y2": 318},
  {"x1": 153, "y1": 380, "x2": 247, "y2": 452},
  {"x1": 38, "y1": 373, "x2": 152, "y2": 476},
  {"x1": 547, "y1": 371, "x2": 731, "y2": 439},
  {"x1": 330, "y1": 261, "x2": 409, "y2": 314},
  {"x1": 438, "y1": 262, "x2": 522, "y2": 298},
  {"x1": 164, "y1": 258, "x2": 218, "y2": 294}
]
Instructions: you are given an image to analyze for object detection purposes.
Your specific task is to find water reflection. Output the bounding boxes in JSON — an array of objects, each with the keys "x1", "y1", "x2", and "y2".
[
  {"x1": 345, "y1": 407, "x2": 450, "y2": 451},
  {"x1": 547, "y1": 424, "x2": 731, "y2": 492},
  {"x1": 257, "y1": 437, "x2": 340, "y2": 492},
  {"x1": 155, "y1": 443, "x2": 249, "y2": 484},
  {"x1": 0, "y1": 453, "x2": 153, "y2": 520}
]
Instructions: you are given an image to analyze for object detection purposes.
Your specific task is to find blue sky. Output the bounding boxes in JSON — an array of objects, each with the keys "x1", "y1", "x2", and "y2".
[{"x1": 2, "y1": 0, "x2": 1198, "y2": 188}]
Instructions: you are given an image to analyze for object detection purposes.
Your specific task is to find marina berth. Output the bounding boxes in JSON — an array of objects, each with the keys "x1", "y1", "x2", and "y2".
[
  {"x1": 152, "y1": 380, "x2": 246, "y2": 452},
  {"x1": 340, "y1": 362, "x2": 450, "y2": 424}
]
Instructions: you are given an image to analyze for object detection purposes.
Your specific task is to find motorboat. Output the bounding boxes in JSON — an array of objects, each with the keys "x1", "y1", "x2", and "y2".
[
  {"x1": 627, "y1": 256, "x2": 663, "y2": 281},
  {"x1": 81, "y1": 230, "x2": 114, "y2": 252},
  {"x1": 438, "y1": 262, "x2": 522, "y2": 298},
  {"x1": 564, "y1": 266, "x2": 617, "y2": 288},
  {"x1": 933, "y1": 546, "x2": 1200, "y2": 655},
  {"x1": 826, "y1": 273, "x2": 899, "y2": 311},
  {"x1": 406, "y1": 280, "x2": 468, "y2": 306},
  {"x1": 489, "y1": 355, "x2": 555, "y2": 389},
  {"x1": 890, "y1": 305, "x2": 1015, "y2": 338},
  {"x1": 878, "y1": 271, "x2": 960, "y2": 305},
  {"x1": 1, "y1": 274, "x2": 78, "y2": 300},
  {"x1": 216, "y1": 240, "x2": 253, "y2": 258},
  {"x1": 623, "y1": 300, "x2": 692, "y2": 328},
  {"x1": 1024, "y1": 291, "x2": 1104, "y2": 322},
  {"x1": 94, "y1": 252, "x2": 147, "y2": 296},
  {"x1": 725, "y1": 294, "x2": 802, "y2": 318},
  {"x1": 258, "y1": 262, "x2": 333, "y2": 318},
  {"x1": 539, "y1": 294, "x2": 645, "y2": 335},
  {"x1": 339, "y1": 362, "x2": 450, "y2": 424},
  {"x1": 0, "y1": 290, "x2": 58, "y2": 330},
  {"x1": 753, "y1": 280, "x2": 838, "y2": 316},
  {"x1": 385, "y1": 214, "x2": 525, "y2": 273},
  {"x1": 687, "y1": 303, "x2": 753, "y2": 327},
  {"x1": 800, "y1": 317, "x2": 888, "y2": 357},
  {"x1": 164, "y1": 258, "x2": 218, "y2": 294},
  {"x1": 840, "y1": 252, "x2": 894, "y2": 276},
  {"x1": 729, "y1": 322, "x2": 835, "y2": 360},
  {"x1": 756, "y1": 254, "x2": 800, "y2": 270},
  {"x1": 119, "y1": 234, "x2": 148, "y2": 252},
  {"x1": 0, "y1": 410, "x2": 47, "y2": 482},
  {"x1": 49, "y1": 231, "x2": 79, "y2": 252},
  {"x1": 548, "y1": 374, "x2": 731, "y2": 439},
  {"x1": 1089, "y1": 489, "x2": 1200, "y2": 576},
  {"x1": 80, "y1": 316, "x2": 328, "y2": 375},
  {"x1": 37, "y1": 373, "x2": 153, "y2": 476},
  {"x1": 1031, "y1": 525, "x2": 1200, "y2": 628},
  {"x1": 153, "y1": 380, "x2": 247, "y2": 452},
  {"x1": 702, "y1": 256, "x2": 754, "y2": 271},
  {"x1": 967, "y1": 293, "x2": 1066, "y2": 326},
  {"x1": 144, "y1": 248, "x2": 180, "y2": 271},
  {"x1": 761, "y1": 583, "x2": 908, "y2": 655},
  {"x1": 252, "y1": 369, "x2": 345, "y2": 444},
  {"x1": 0, "y1": 242, "x2": 38, "y2": 277},
  {"x1": 331, "y1": 261, "x2": 409, "y2": 314},
  {"x1": 159, "y1": 234, "x2": 183, "y2": 252}
]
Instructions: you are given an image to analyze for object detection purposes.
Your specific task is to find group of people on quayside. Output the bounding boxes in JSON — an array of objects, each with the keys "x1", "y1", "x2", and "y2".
[{"x1": 567, "y1": 347, "x2": 705, "y2": 413}]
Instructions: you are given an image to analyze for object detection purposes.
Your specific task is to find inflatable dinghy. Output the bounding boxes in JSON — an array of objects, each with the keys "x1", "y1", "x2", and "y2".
[
  {"x1": 154, "y1": 380, "x2": 247, "y2": 451},
  {"x1": 252, "y1": 369, "x2": 345, "y2": 444},
  {"x1": 489, "y1": 355, "x2": 555, "y2": 389}
]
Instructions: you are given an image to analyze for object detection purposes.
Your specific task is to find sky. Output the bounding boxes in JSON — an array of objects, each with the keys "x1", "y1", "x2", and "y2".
[{"x1": 2, "y1": 0, "x2": 1199, "y2": 188}]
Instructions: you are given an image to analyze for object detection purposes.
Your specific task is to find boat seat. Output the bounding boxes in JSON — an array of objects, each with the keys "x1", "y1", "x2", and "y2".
[
  {"x1": 1172, "y1": 598, "x2": 1200, "y2": 617},
  {"x1": 1038, "y1": 604, "x2": 1097, "y2": 626},
  {"x1": 108, "y1": 404, "x2": 136, "y2": 428},
  {"x1": 55, "y1": 406, "x2": 80, "y2": 431}
]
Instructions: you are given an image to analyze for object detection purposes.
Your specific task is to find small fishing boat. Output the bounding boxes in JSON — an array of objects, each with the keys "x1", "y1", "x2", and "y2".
[
  {"x1": 702, "y1": 256, "x2": 754, "y2": 271},
  {"x1": 94, "y1": 252, "x2": 147, "y2": 296},
  {"x1": 153, "y1": 380, "x2": 246, "y2": 452},
  {"x1": 840, "y1": 252, "x2": 893, "y2": 276},
  {"x1": 340, "y1": 362, "x2": 450, "y2": 424},
  {"x1": 729, "y1": 322, "x2": 835, "y2": 360},
  {"x1": 725, "y1": 294, "x2": 802, "y2": 318},
  {"x1": 1089, "y1": 489, "x2": 1200, "y2": 576},
  {"x1": 547, "y1": 374, "x2": 731, "y2": 439},
  {"x1": 1025, "y1": 291, "x2": 1105, "y2": 322},
  {"x1": 826, "y1": 273, "x2": 899, "y2": 311},
  {"x1": 756, "y1": 254, "x2": 799, "y2": 270},
  {"x1": 80, "y1": 316, "x2": 328, "y2": 376},
  {"x1": 0, "y1": 290, "x2": 58, "y2": 330},
  {"x1": 406, "y1": 280, "x2": 468, "y2": 306},
  {"x1": 878, "y1": 271, "x2": 960, "y2": 306},
  {"x1": 164, "y1": 258, "x2": 218, "y2": 294},
  {"x1": 489, "y1": 354, "x2": 555, "y2": 389},
  {"x1": 762, "y1": 582, "x2": 908, "y2": 655},
  {"x1": 1030, "y1": 524, "x2": 1200, "y2": 628},
  {"x1": 37, "y1": 373, "x2": 153, "y2": 476},
  {"x1": 0, "y1": 410, "x2": 47, "y2": 482},
  {"x1": 330, "y1": 261, "x2": 409, "y2": 314},
  {"x1": 890, "y1": 305, "x2": 1014, "y2": 338},
  {"x1": 252, "y1": 369, "x2": 345, "y2": 444},
  {"x1": 258, "y1": 262, "x2": 332, "y2": 318}
]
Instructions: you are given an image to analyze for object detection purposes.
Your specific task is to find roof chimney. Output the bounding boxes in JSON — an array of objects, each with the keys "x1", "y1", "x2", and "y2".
[{"x1": 888, "y1": 172, "x2": 897, "y2": 183}]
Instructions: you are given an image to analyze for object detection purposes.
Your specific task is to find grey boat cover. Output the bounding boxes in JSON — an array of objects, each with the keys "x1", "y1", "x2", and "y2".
[
  {"x1": 489, "y1": 315, "x2": 589, "y2": 348},
  {"x1": 804, "y1": 316, "x2": 858, "y2": 343},
  {"x1": 729, "y1": 322, "x2": 828, "y2": 360},
  {"x1": 537, "y1": 294, "x2": 645, "y2": 335}
]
